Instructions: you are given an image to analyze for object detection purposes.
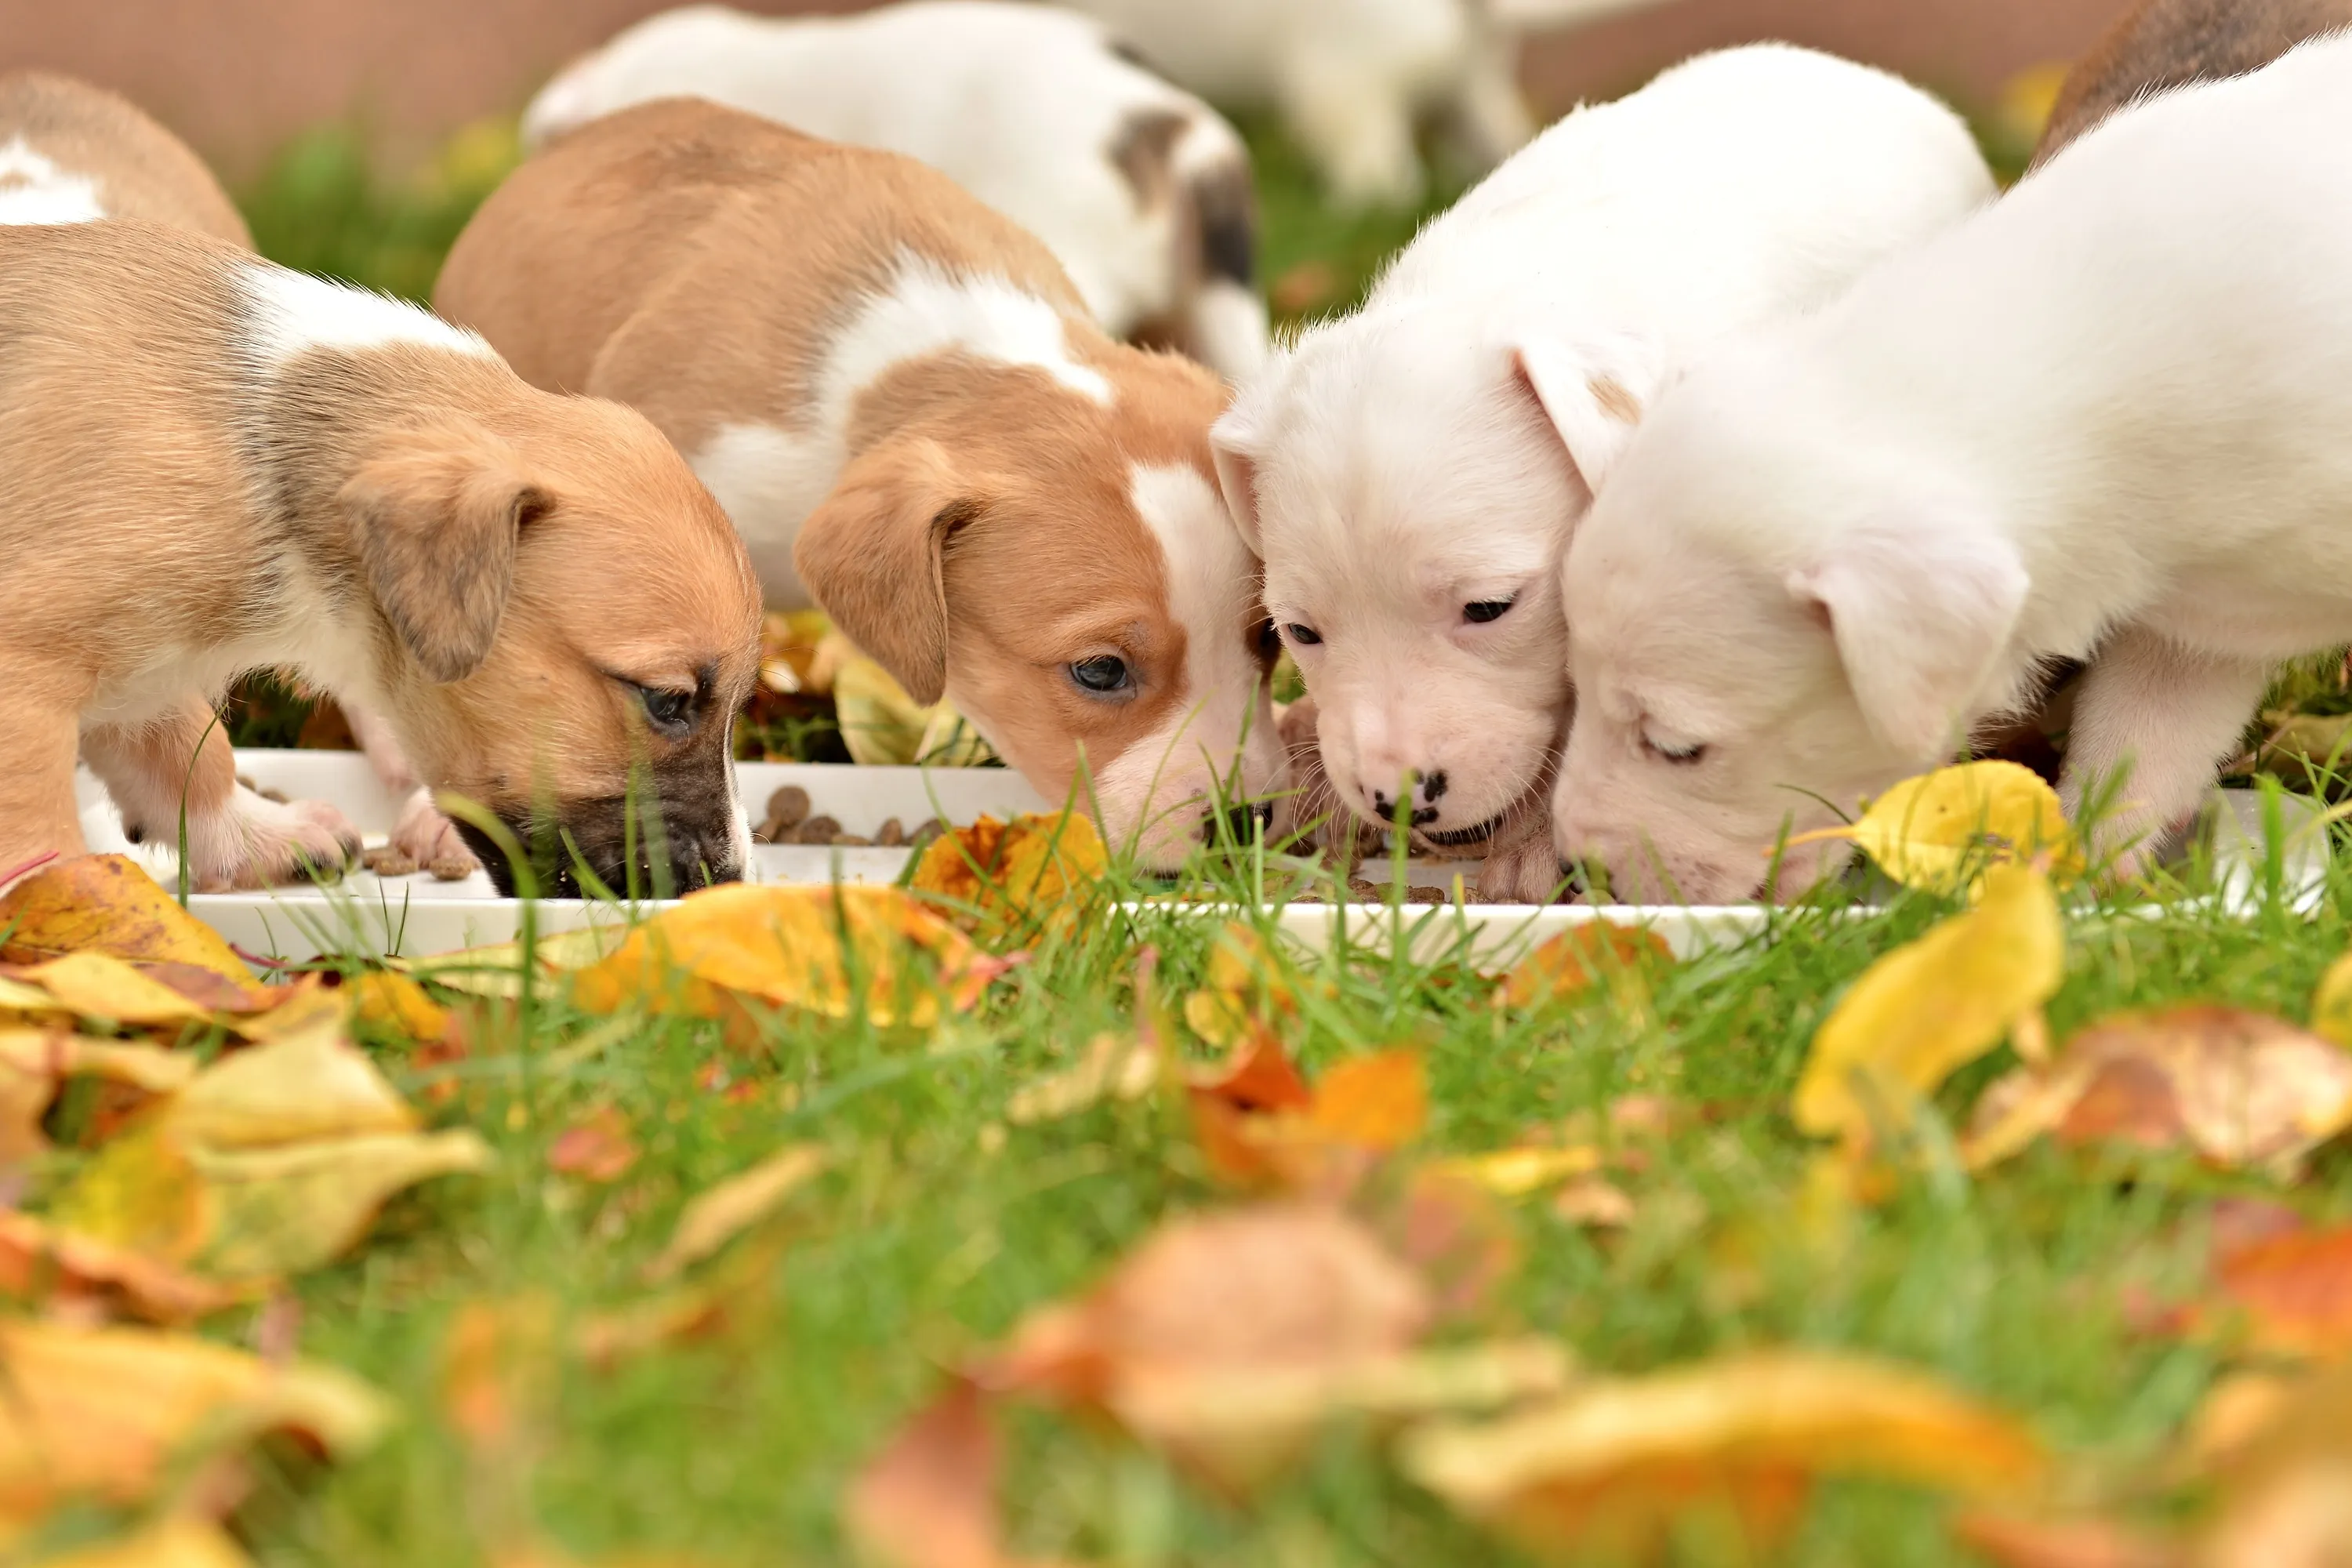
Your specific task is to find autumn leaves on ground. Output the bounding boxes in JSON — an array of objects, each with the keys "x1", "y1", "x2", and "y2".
[{"x1": 12, "y1": 764, "x2": 2352, "y2": 1565}]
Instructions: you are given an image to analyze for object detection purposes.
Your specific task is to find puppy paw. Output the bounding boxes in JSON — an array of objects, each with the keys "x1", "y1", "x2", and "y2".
[
  {"x1": 180, "y1": 786, "x2": 361, "y2": 891},
  {"x1": 1475, "y1": 833, "x2": 1570, "y2": 906},
  {"x1": 390, "y1": 787, "x2": 480, "y2": 874}
]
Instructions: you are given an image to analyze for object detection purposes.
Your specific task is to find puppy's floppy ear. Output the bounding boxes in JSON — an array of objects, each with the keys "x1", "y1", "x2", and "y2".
[
  {"x1": 794, "y1": 437, "x2": 978, "y2": 707},
  {"x1": 1788, "y1": 513, "x2": 2030, "y2": 764},
  {"x1": 1512, "y1": 333, "x2": 1668, "y2": 503},
  {"x1": 1209, "y1": 397, "x2": 1269, "y2": 555},
  {"x1": 343, "y1": 420, "x2": 551, "y2": 684}
]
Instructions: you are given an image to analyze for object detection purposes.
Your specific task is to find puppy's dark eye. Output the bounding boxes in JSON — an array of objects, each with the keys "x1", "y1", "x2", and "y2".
[
  {"x1": 1284, "y1": 623, "x2": 1323, "y2": 647},
  {"x1": 1463, "y1": 598, "x2": 1515, "y2": 624},
  {"x1": 1069, "y1": 655, "x2": 1133, "y2": 695},
  {"x1": 637, "y1": 684, "x2": 695, "y2": 735},
  {"x1": 1252, "y1": 618, "x2": 1283, "y2": 662}
]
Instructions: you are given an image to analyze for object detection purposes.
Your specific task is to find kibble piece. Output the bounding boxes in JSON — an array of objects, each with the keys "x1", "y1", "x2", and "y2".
[
  {"x1": 905, "y1": 818, "x2": 948, "y2": 853},
  {"x1": 874, "y1": 817, "x2": 906, "y2": 848},
  {"x1": 429, "y1": 855, "x2": 476, "y2": 882},
  {"x1": 764, "y1": 786, "x2": 812, "y2": 833},
  {"x1": 793, "y1": 815, "x2": 843, "y2": 845},
  {"x1": 833, "y1": 834, "x2": 872, "y2": 848},
  {"x1": 1347, "y1": 879, "x2": 1384, "y2": 903},
  {"x1": 362, "y1": 847, "x2": 418, "y2": 877}
]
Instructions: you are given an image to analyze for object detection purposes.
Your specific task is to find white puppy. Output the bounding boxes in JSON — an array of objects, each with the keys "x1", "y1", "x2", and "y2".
[
  {"x1": 1065, "y1": 0, "x2": 1541, "y2": 206},
  {"x1": 522, "y1": 2, "x2": 1266, "y2": 379},
  {"x1": 1554, "y1": 34, "x2": 2352, "y2": 904},
  {"x1": 1213, "y1": 45, "x2": 1993, "y2": 901}
]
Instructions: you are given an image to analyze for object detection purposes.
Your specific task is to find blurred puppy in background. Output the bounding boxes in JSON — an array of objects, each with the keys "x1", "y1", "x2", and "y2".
[
  {"x1": 523, "y1": 2, "x2": 1267, "y2": 379},
  {"x1": 438, "y1": 102, "x2": 1286, "y2": 872},
  {"x1": 1214, "y1": 46, "x2": 1993, "y2": 902}
]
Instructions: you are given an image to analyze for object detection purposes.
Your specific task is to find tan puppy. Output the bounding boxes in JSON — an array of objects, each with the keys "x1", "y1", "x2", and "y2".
[
  {"x1": 0, "y1": 71, "x2": 248, "y2": 242},
  {"x1": 0, "y1": 222, "x2": 760, "y2": 896},
  {"x1": 2036, "y1": 0, "x2": 2352, "y2": 164},
  {"x1": 436, "y1": 100, "x2": 1286, "y2": 870}
]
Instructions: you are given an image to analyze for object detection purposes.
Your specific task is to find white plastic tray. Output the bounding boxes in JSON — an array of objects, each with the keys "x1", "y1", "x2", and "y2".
[{"x1": 71, "y1": 751, "x2": 2328, "y2": 966}]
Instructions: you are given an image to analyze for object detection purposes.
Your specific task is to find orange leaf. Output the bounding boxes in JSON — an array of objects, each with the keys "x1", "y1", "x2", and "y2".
[
  {"x1": 2206, "y1": 1224, "x2": 2352, "y2": 1360},
  {"x1": 1498, "y1": 922, "x2": 1675, "y2": 1010},
  {"x1": 0, "y1": 1207, "x2": 247, "y2": 1323},
  {"x1": 347, "y1": 971, "x2": 452, "y2": 1043},
  {"x1": 911, "y1": 812, "x2": 1107, "y2": 942},
  {"x1": 1307, "y1": 1051, "x2": 1427, "y2": 1151},
  {"x1": 1952, "y1": 1511, "x2": 2183, "y2": 1568},
  {"x1": 548, "y1": 1106, "x2": 640, "y2": 1184},
  {"x1": 844, "y1": 1382, "x2": 1032, "y2": 1568},
  {"x1": 0, "y1": 855, "x2": 249, "y2": 981}
]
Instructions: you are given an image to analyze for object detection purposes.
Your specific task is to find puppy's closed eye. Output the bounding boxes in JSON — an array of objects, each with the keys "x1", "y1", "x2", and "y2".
[{"x1": 1640, "y1": 727, "x2": 1708, "y2": 766}]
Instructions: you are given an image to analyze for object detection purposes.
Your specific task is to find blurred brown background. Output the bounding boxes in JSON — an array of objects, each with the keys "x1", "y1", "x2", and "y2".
[{"x1": 4, "y1": 0, "x2": 2122, "y2": 175}]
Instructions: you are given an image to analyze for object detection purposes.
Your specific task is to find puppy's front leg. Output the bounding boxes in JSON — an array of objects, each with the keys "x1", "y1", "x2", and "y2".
[
  {"x1": 0, "y1": 694, "x2": 86, "y2": 890},
  {"x1": 2061, "y1": 627, "x2": 2271, "y2": 879},
  {"x1": 344, "y1": 702, "x2": 479, "y2": 872},
  {"x1": 81, "y1": 696, "x2": 361, "y2": 891}
]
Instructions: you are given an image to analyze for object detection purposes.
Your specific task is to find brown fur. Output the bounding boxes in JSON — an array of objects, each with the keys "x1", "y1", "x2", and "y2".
[
  {"x1": 0, "y1": 221, "x2": 760, "y2": 895},
  {"x1": 436, "y1": 100, "x2": 1263, "y2": 820},
  {"x1": 2036, "y1": 0, "x2": 2352, "y2": 164},
  {"x1": 0, "y1": 71, "x2": 249, "y2": 245}
]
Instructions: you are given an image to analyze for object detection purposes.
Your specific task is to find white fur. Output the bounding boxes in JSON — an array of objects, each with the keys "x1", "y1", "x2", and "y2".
[
  {"x1": 0, "y1": 136, "x2": 103, "y2": 225},
  {"x1": 1555, "y1": 34, "x2": 2352, "y2": 902},
  {"x1": 1062, "y1": 0, "x2": 1556, "y2": 205},
  {"x1": 524, "y1": 2, "x2": 1267, "y2": 376},
  {"x1": 1216, "y1": 45, "x2": 1994, "y2": 886},
  {"x1": 688, "y1": 250, "x2": 1109, "y2": 608},
  {"x1": 1088, "y1": 463, "x2": 1287, "y2": 863},
  {"x1": 236, "y1": 263, "x2": 495, "y2": 366}
]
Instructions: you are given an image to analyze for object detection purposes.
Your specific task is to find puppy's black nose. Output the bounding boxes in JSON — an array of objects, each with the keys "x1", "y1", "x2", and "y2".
[
  {"x1": 1421, "y1": 770, "x2": 1448, "y2": 803},
  {"x1": 1556, "y1": 860, "x2": 1592, "y2": 899},
  {"x1": 1370, "y1": 789, "x2": 1441, "y2": 828},
  {"x1": 1203, "y1": 802, "x2": 1274, "y2": 846}
]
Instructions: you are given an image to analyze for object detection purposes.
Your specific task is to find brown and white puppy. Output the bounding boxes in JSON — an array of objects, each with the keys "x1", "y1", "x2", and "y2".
[
  {"x1": 0, "y1": 71, "x2": 248, "y2": 242},
  {"x1": 437, "y1": 100, "x2": 1287, "y2": 869},
  {"x1": 0, "y1": 221, "x2": 760, "y2": 896},
  {"x1": 2035, "y1": 0, "x2": 2352, "y2": 165}
]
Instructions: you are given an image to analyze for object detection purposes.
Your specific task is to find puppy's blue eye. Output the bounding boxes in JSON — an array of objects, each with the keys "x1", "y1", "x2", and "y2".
[
  {"x1": 1463, "y1": 599, "x2": 1515, "y2": 624},
  {"x1": 637, "y1": 685, "x2": 694, "y2": 733},
  {"x1": 1069, "y1": 655, "x2": 1132, "y2": 695},
  {"x1": 1285, "y1": 623, "x2": 1323, "y2": 646}
]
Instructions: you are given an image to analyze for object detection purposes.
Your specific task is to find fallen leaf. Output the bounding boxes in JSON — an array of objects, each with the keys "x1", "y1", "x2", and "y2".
[
  {"x1": 1004, "y1": 1032, "x2": 1161, "y2": 1125},
  {"x1": 1305, "y1": 1051, "x2": 1427, "y2": 1151},
  {"x1": 1552, "y1": 1177, "x2": 1637, "y2": 1230},
  {"x1": 844, "y1": 1381, "x2": 1044, "y2": 1568},
  {"x1": 2310, "y1": 951, "x2": 2352, "y2": 1051},
  {"x1": 0, "y1": 1207, "x2": 245, "y2": 1323},
  {"x1": 1951, "y1": 1511, "x2": 2182, "y2": 1568},
  {"x1": 2198, "y1": 1223, "x2": 2352, "y2": 1360},
  {"x1": 194, "y1": 1129, "x2": 493, "y2": 1279},
  {"x1": 1382, "y1": 1167, "x2": 1521, "y2": 1320},
  {"x1": 0, "y1": 953, "x2": 215, "y2": 1029},
  {"x1": 396, "y1": 926, "x2": 626, "y2": 1001},
  {"x1": 978, "y1": 1203, "x2": 1433, "y2": 1491},
  {"x1": 0, "y1": 1318, "x2": 390, "y2": 1529},
  {"x1": 2180, "y1": 1372, "x2": 2306, "y2": 1473},
  {"x1": 441, "y1": 1295, "x2": 557, "y2": 1453},
  {"x1": 1398, "y1": 1351, "x2": 2045, "y2": 1561},
  {"x1": 1794, "y1": 862, "x2": 2064, "y2": 1154},
  {"x1": 1182, "y1": 924, "x2": 1322, "y2": 1048},
  {"x1": 1189, "y1": 1044, "x2": 1425, "y2": 1192},
  {"x1": 172, "y1": 1018, "x2": 418, "y2": 1148},
  {"x1": 549, "y1": 1106, "x2": 640, "y2": 1183},
  {"x1": 1429, "y1": 1145, "x2": 1606, "y2": 1199},
  {"x1": 644, "y1": 1145, "x2": 826, "y2": 1283},
  {"x1": 572, "y1": 885, "x2": 1011, "y2": 1030},
  {"x1": 832, "y1": 652, "x2": 994, "y2": 768},
  {"x1": 912, "y1": 812, "x2": 1107, "y2": 942},
  {"x1": 2191, "y1": 1365, "x2": 2352, "y2": 1568},
  {"x1": 35, "y1": 1518, "x2": 256, "y2": 1567},
  {"x1": 1497, "y1": 922, "x2": 1675, "y2": 1010},
  {"x1": 0, "y1": 855, "x2": 249, "y2": 980},
  {"x1": 0, "y1": 1029, "x2": 194, "y2": 1163},
  {"x1": 347, "y1": 971, "x2": 452, "y2": 1042},
  {"x1": 1965, "y1": 1007, "x2": 2352, "y2": 1178},
  {"x1": 1788, "y1": 761, "x2": 2078, "y2": 896}
]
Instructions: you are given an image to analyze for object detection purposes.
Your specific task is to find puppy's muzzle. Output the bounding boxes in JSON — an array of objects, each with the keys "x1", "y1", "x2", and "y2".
[{"x1": 456, "y1": 794, "x2": 745, "y2": 899}]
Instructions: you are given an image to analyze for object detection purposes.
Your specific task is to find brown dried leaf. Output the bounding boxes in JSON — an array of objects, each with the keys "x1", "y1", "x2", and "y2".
[
  {"x1": 843, "y1": 1381, "x2": 1058, "y2": 1568},
  {"x1": 548, "y1": 1105, "x2": 640, "y2": 1184},
  {"x1": 2201, "y1": 1222, "x2": 2352, "y2": 1360},
  {"x1": 0, "y1": 1207, "x2": 246, "y2": 1323},
  {"x1": 644, "y1": 1145, "x2": 826, "y2": 1283},
  {"x1": 1966, "y1": 1007, "x2": 2352, "y2": 1178},
  {"x1": 1399, "y1": 1351, "x2": 2045, "y2": 1562}
]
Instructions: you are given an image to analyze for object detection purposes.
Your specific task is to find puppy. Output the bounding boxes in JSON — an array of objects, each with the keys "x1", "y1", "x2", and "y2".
[
  {"x1": 1553, "y1": 35, "x2": 2352, "y2": 902},
  {"x1": 1214, "y1": 46, "x2": 1993, "y2": 902},
  {"x1": 1065, "y1": 0, "x2": 1542, "y2": 206},
  {"x1": 436, "y1": 101, "x2": 1285, "y2": 872},
  {"x1": 2036, "y1": 0, "x2": 2352, "y2": 163},
  {"x1": 0, "y1": 221, "x2": 760, "y2": 896},
  {"x1": 521, "y1": 2, "x2": 1267, "y2": 380}
]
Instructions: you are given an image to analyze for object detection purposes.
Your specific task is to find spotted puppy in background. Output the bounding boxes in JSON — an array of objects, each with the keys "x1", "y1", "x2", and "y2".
[
  {"x1": 522, "y1": 2, "x2": 1266, "y2": 379},
  {"x1": 1214, "y1": 46, "x2": 1994, "y2": 902},
  {"x1": 1552, "y1": 37, "x2": 2352, "y2": 902},
  {"x1": 0, "y1": 220, "x2": 761, "y2": 896},
  {"x1": 438, "y1": 101, "x2": 1287, "y2": 871}
]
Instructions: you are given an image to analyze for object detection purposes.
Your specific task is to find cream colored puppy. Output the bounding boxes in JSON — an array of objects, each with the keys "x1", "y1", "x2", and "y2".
[
  {"x1": 521, "y1": 2, "x2": 1266, "y2": 379},
  {"x1": 1215, "y1": 46, "x2": 1993, "y2": 901},
  {"x1": 1555, "y1": 37, "x2": 2352, "y2": 902},
  {"x1": 437, "y1": 101, "x2": 1285, "y2": 870},
  {"x1": 0, "y1": 221, "x2": 761, "y2": 896}
]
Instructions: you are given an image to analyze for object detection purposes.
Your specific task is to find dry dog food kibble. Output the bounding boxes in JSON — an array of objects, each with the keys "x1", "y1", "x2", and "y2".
[
  {"x1": 793, "y1": 815, "x2": 843, "y2": 846},
  {"x1": 875, "y1": 818, "x2": 906, "y2": 848},
  {"x1": 362, "y1": 847, "x2": 418, "y2": 878},
  {"x1": 429, "y1": 855, "x2": 476, "y2": 882},
  {"x1": 755, "y1": 785, "x2": 814, "y2": 844}
]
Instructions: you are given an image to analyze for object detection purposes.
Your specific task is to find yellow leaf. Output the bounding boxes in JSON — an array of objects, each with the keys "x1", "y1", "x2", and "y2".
[
  {"x1": 1005, "y1": 1032, "x2": 1162, "y2": 1125},
  {"x1": 1498, "y1": 922, "x2": 1676, "y2": 1010},
  {"x1": 0, "y1": 1318, "x2": 391, "y2": 1528},
  {"x1": 1794, "y1": 862, "x2": 2064, "y2": 1149},
  {"x1": 1181, "y1": 925, "x2": 1316, "y2": 1049},
  {"x1": 172, "y1": 1018, "x2": 419, "y2": 1149},
  {"x1": 0, "y1": 855, "x2": 249, "y2": 980},
  {"x1": 0, "y1": 1030, "x2": 194, "y2": 1164},
  {"x1": 395, "y1": 926, "x2": 624, "y2": 1001},
  {"x1": 1790, "y1": 761, "x2": 2078, "y2": 896},
  {"x1": 912, "y1": 814, "x2": 1108, "y2": 942},
  {"x1": 644, "y1": 1145, "x2": 826, "y2": 1283},
  {"x1": 34, "y1": 1518, "x2": 255, "y2": 1567},
  {"x1": 2312, "y1": 952, "x2": 2352, "y2": 1051},
  {"x1": 48, "y1": 1121, "x2": 216, "y2": 1263},
  {"x1": 1429, "y1": 1146, "x2": 1607, "y2": 1199},
  {"x1": 572, "y1": 884, "x2": 1008, "y2": 1030},
  {"x1": 0, "y1": 953, "x2": 212, "y2": 1027},
  {"x1": 0, "y1": 1207, "x2": 246, "y2": 1323},
  {"x1": 1398, "y1": 1350, "x2": 2045, "y2": 1561},
  {"x1": 193, "y1": 1129, "x2": 493, "y2": 1280},
  {"x1": 348, "y1": 971, "x2": 452, "y2": 1042}
]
